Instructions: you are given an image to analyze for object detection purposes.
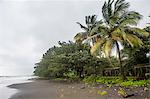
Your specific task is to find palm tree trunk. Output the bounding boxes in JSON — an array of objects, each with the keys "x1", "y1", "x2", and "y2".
[
  {"x1": 108, "y1": 57, "x2": 114, "y2": 67},
  {"x1": 115, "y1": 41, "x2": 127, "y2": 80}
]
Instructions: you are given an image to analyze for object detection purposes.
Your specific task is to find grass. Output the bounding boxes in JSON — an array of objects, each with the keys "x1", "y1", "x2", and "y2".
[
  {"x1": 83, "y1": 75, "x2": 150, "y2": 87},
  {"x1": 120, "y1": 80, "x2": 150, "y2": 87}
]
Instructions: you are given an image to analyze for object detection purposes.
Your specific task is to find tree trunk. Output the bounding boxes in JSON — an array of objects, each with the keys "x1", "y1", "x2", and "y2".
[
  {"x1": 115, "y1": 41, "x2": 127, "y2": 80},
  {"x1": 79, "y1": 66, "x2": 84, "y2": 78},
  {"x1": 94, "y1": 65, "x2": 97, "y2": 83}
]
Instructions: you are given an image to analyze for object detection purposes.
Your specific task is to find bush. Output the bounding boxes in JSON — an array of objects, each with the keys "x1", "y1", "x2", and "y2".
[
  {"x1": 83, "y1": 76, "x2": 150, "y2": 87},
  {"x1": 83, "y1": 75, "x2": 97, "y2": 84},
  {"x1": 96, "y1": 76, "x2": 122, "y2": 86},
  {"x1": 64, "y1": 71, "x2": 79, "y2": 81},
  {"x1": 120, "y1": 80, "x2": 150, "y2": 87}
]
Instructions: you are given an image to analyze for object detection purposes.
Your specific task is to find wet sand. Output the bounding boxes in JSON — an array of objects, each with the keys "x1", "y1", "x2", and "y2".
[{"x1": 8, "y1": 80, "x2": 150, "y2": 99}]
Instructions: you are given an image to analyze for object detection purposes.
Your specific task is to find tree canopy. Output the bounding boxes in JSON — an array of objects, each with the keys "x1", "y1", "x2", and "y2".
[{"x1": 34, "y1": 0, "x2": 150, "y2": 81}]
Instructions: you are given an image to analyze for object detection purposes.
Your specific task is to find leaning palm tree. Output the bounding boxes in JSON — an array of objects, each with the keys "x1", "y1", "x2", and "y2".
[
  {"x1": 89, "y1": 0, "x2": 149, "y2": 80},
  {"x1": 74, "y1": 15, "x2": 101, "y2": 44}
]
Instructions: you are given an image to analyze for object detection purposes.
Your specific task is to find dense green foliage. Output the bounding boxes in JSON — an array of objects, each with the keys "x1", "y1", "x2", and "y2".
[
  {"x1": 34, "y1": 41, "x2": 112, "y2": 79},
  {"x1": 34, "y1": 0, "x2": 150, "y2": 85},
  {"x1": 74, "y1": 0, "x2": 149, "y2": 80},
  {"x1": 83, "y1": 76, "x2": 150, "y2": 87}
]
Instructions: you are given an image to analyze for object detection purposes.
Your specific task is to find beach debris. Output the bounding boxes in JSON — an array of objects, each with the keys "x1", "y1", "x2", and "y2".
[
  {"x1": 114, "y1": 88, "x2": 117, "y2": 91},
  {"x1": 125, "y1": 87, "x2": 130, "y2": 91},
  {"x1": 134, "y1": 91, "x2": 139, "y2": 96},
  {"x1": 118, "y1": 87, "x2": 128, "y2": 98},
  {"x1": 118, "y1": 87, "x2": 134, "y2": 98},
  {"x1": 98, "y1": 85, "x2": 103, "y2": 89},
  {"x1": 101, "y1": 91, "x2": 108, "y2": 96},
  {"x1": 144, "y1": 87, "x2": 149, "y2": 91},
  {"x1": 80, "y1": 85, "x2": 85, "y2": 89},
  {"x1": 97, "y1": 90, "x2": 108, "y2": 96}
]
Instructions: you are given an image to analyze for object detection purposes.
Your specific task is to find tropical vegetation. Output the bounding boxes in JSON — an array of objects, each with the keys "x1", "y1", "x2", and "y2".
[{"x1": 34, "y1": 0, "x2": 150, "y2": 86}]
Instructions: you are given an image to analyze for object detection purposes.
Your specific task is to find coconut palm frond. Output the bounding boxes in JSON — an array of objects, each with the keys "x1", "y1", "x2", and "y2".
[
  {"x1": 110, "y1": 27, "x2": 127, "y2": 42},
  {"x1": 74, "y1": 32, "x2": 87, "y2": 43},
  {"x1": 114, "y1": 0, "x2": 130, "y2": 16},
  {"x1": 91, "y1": 15, "x2": 97, "y2": 25},
  {"x1": 102, "y1": 39, "x2": 113, "y2": 57},
  {"x1": 126, "y1": 34, "x2": 143, "y2": 47},
  {"x1": 85, "y1": 15, "x2": 97, "y2": 28},
  {"x1": 76, "y1": 22, "x2": 88, "y2": 31},
  {"x1": 90, "y1": 39, "x2": 105, "y2": 56},
  {"x1": 130, "y1": 27, "x2": 149, "y2": 37},
  {"x1": 108, "y1": 0, "x2": 114, "y2": 17},
  {"x1": 82, "y1": 33, "x2": 101, "y2": 44},
  {"x1": 89, "y1": 25, "x2": 99, "y2": 36},
  {"x1": 102, "y1": 1, "x2": 111, "y2": 24},
  {"x1": 91, "y1": 42, "x2": 101, "y2": 56},
  {"x1": 102, "y1": 0, "x2": 116, "y2": 25},
  {"x1": 117, "y1": 11, "x2": 142, "y2": 27}
]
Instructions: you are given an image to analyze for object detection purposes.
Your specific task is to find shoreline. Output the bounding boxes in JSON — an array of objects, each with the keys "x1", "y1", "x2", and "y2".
[
  {"x1": 8, "y1": 79, "x2": 150, "y2": 99},
  {"x1": 0, "y1": 76, "x2": 35, "y2": 99},
  {"x1": 8, "y1": 80, "x2": 101, "y2": 99}
]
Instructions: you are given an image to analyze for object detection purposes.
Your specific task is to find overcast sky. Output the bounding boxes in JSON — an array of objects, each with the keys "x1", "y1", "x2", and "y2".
[{"x1": 0, "y1": 0, "x2": 149, "y2": 76}]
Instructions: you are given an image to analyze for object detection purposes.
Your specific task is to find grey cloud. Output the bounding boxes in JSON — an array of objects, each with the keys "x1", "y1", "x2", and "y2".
[{"x1": 0, "y1": 0, "x2": 149, "y2": 76}]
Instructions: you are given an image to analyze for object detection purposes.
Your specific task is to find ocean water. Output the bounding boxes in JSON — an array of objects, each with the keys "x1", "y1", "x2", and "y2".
[{"x1": 0, "y1": 76, "x2": 35, "y2": 99}]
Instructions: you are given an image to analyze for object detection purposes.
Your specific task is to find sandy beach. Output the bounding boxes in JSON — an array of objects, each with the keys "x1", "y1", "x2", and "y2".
[
  {"x1": 8, "y1": 80, "x2": 101, "y2": 99},
  {"x1": 8, "y1": 79, "x2": 150, "y2": 99}
]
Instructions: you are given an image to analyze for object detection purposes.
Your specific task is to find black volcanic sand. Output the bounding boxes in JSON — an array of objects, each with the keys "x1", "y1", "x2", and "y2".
[{"x1": 8, "y1": 80, "x2": 150, "y2": 99}]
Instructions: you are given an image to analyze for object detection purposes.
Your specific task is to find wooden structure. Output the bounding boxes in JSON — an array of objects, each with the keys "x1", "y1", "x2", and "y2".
[
  {"x1": 102, "y1": 64, "x2": 150, "y2": 78},
  {"x1": 103, "y1": 67, "x2": 120, "y2": 76},
  {"x1": 134, "y1": 64, "x2": 150, "y2": 78}
]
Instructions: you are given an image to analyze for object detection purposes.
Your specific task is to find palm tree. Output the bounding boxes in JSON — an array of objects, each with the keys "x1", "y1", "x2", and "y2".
[
  {"x1": 74, "y1": 15, "x2": 102, "y2": 44},
  {"x1": 91, "y1": 0, "x2": 148, "y2": 80},
  {"x1": 88, "y1": 0, "x2": 149, "y2": 80}
]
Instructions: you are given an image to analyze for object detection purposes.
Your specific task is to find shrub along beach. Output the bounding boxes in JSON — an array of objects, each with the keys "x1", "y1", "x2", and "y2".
[{"x1": 10, "y1": 0, "x2": 150, "y2": 99}]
